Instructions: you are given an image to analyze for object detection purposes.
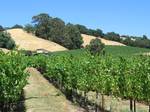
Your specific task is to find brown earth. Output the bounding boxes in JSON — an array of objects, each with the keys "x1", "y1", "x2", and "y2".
[{"x1": 23, "y1": 68, "x2": 85, "y2": 112}]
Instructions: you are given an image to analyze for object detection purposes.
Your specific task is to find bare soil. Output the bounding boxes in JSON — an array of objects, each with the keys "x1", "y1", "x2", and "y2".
[{"x1": 23, "y1": 68, "x2": 85, "y2": 112}]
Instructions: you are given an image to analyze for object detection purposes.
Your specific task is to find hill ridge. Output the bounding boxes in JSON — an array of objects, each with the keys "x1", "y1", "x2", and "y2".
[{"x1": 82, "y1": 34, "x2": 126, "y2": 47}]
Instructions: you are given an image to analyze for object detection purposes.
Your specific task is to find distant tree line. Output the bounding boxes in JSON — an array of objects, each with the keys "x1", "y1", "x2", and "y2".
[
  {"x1": 2, "y1": 13, "x2": 148, "y2": 49},
  {"x1": 75, "y1": 24, "x2": 150, "y2": 49},
  {"x1": 75, "y1": 24, "x2": 104, "y2": 37},
  {"x1": 121, "y1": 35, "x2": 150, "y2": 48}
]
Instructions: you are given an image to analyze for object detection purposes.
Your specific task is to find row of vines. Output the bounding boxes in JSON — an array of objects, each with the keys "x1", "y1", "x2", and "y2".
[
  {"x1": 40, "y1": 53, "x2": 150, "y2": 112},
  {"x1": 0, "y1": 51, "x2": 29, "y2": 112},
  {"x1": 0, "y1": 50, "x2": 150, "y2": 112}
]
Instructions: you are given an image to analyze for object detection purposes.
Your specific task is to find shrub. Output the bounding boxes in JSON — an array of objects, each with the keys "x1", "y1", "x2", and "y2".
[
  {"x1": 24, "y1": 24, "x2": 35, "y2": 33},
  {"x1": 86, "y1": 38, "x2": 105, "y2": 55},
  {"x1": 0, "y1": 32, "x2": 15, "y2": 49}
]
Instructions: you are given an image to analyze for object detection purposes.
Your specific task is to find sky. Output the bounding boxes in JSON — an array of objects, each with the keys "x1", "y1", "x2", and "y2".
[{"x1": 0, "y1": 0, "x2": 150, "y2": 37}]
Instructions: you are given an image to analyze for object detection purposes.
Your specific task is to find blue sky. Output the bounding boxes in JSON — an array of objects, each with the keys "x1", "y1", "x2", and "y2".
[{"x1": 0, "y1": 0, "x2": 150, "y2": 37}]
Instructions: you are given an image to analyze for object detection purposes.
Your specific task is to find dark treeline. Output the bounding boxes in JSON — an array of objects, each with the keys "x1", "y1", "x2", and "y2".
[
  {"x1": 1, "y1": 13, "x2": 150, "y2": 49},
  {"x1": 75, "y1": 24, "x2": 150, "y2": 49}
]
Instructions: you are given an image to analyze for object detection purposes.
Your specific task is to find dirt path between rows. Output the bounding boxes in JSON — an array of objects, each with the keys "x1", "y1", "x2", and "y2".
[{"x1": 23, "y1": 68, "x2": 85, "y2": 112}]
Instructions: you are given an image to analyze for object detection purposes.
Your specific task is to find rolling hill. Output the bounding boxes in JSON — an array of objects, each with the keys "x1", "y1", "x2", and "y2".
[
  {"x1": 6, "y1": 29, "x2": 67, "y2": 52},
  {"x1": 81, "y1": 34, "x2": 125, "y2": 47}
]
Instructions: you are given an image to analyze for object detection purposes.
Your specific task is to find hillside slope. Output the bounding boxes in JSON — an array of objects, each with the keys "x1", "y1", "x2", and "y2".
[
  {"x1": 82, "y1": 34, "x2": 125, "y2": 47},
  {"x1": 7, "y1": 29, "x2": 67, "y2": 52}
]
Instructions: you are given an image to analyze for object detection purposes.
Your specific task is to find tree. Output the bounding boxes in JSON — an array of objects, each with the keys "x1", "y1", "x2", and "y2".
[
  {"x1": 86, "y1": 38, "x2": 105, "y2": 55},
  {"x1": 0, "y1": 25, "x2": 4, "y2": 32},
  {"x1": 24, "y1": 24, "x2": 35, "y2": 33},
  {"x1": 11, "y1": 24, "x2": 23, "y2": 29},
  {"x1": 48, "y1": 17, "x2": 65, "y2": 42},
  {"x1": 63, "y1": 24, "x2": 83, "y2": 49},
  {"x1": 142, "y1": 35, "x2": 148, "y2": 40},
  {"x1": 32, "y1": 13, "x2": 52, "y2": 39},
  {"x1": 76, "y1": 24, "x2": 104, "y2": 37},
  {"x1": 0, "y1": 32, "x2": 15, "y2": 49},
  {"x1": 105, "y1": 32, "x2": 121, "y2": 42},
  {"x1": 75, "y1": 24, "x2": 88, "y2": 34}
]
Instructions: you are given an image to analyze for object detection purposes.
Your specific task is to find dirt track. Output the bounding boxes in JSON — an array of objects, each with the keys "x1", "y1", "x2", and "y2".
[{"x1": 23, "y1": 68, "x2": 85, "y2": 112}]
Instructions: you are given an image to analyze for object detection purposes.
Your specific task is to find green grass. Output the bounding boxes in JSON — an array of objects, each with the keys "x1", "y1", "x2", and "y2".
[{"x1": 52, "y1": 46, "x2": 150, "y2": 57}]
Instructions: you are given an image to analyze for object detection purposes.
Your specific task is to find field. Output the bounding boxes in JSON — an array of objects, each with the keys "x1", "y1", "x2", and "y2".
[{"x1": 52, "y1": 46, "x2": 150, "y2": 56}]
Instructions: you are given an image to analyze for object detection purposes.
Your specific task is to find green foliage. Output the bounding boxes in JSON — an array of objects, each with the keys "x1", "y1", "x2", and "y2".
[
  {"x1": 105, "y1": 32, "x2": 121, "y2": 42},
  {"x1": 76, "y1": 24, "x2": 104, "y2": 37},
  {"x1": 52, "y1": 46, "x2": 150, "y2": 57},
  {"x1": 0, "y1": 32, "x2": 15, "y2": 49},
  {"x1": 122, "y1": 35, "x2": 150, "y2": 48},
  {"x1": 75, "y1": 24, "x2": 89, "y2": 34},
  {"x1": 32, "y1": 13, "x2": 51, "y2": 39},
  {"x1": 0, "y1": 51, "x2": 29, "y2": 109},
  {"x1": 1, "y1": 48, "x2": 150, "y2": 111},
  {"x1": 24, "y1": 24, "x2": 35, "y2": 33},
  {"x1": 44, "y1": 53, "x2": 150, "y2": 104},
  {"x1": 86, "y1": 38, "x2": 105, "y2": 55},
  {"x1": 32, "y1": 13, "x2": 83, "y2": 49},
  {"x1": 63, "y1": 24, "x2": 83, "y2": 49}
]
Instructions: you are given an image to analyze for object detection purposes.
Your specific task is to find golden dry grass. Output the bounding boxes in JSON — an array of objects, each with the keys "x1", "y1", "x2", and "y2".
[
  {"x1": 24, "y1": 68, "x2": 85, "y2": 112},
  {"x1": 7, "y1": 29, "x2": 67, "y2": 52},
  {"x1": 81, "y1": 34, "x2": 126, "y2": 47}
]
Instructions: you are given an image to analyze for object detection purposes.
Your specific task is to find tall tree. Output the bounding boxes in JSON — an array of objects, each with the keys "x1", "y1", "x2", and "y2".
[
  {"x1": 32, "y1": 13, "x2": 52, "y2": 39},
  {"x1": 48, "y1": 17, "x2": 65, "y2": 42},
  {"x1": 63, "y1": 24, "x2": 83, "y2": 49}
]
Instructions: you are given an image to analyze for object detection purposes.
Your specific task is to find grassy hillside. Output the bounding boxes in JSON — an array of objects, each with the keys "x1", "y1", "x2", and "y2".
[
  {"x1": 52, "y1": 46, "x2": 150, "y2": 56},
  {"x1": 82, "y1": 34, "x2": 125, "y2": 47},
  {"x1": 7, "y1": 29, "x2": 67, "y2": 52}
]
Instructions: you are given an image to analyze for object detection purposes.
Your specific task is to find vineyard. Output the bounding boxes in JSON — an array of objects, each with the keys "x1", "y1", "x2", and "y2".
[
  {"x1": 0, "y1": 51, "x2": 29, "y2": 111},
  {"x1": 0, "y1": 50, "x2": 150, "y2": 112}
]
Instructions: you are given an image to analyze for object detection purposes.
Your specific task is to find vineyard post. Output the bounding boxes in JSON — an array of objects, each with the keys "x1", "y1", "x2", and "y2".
[
  {"x1": 101, "y1": 94, "x2": 105, "y2": 111},
  {"x1": 84, "y1": 91, "x2": 88, "y2": 109},
  {"x1": 149, "y1": 103, "x2": 150, "y2": 112},
  {"x1": 95, "y1": 91, "x2": 99, "y2": 112},
  {"x1": 133, "y1": 100, "x2": 136, "y2": 112},
  {"x1": 130, "y1": 99, "x2": 133, "y2": 112}
]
